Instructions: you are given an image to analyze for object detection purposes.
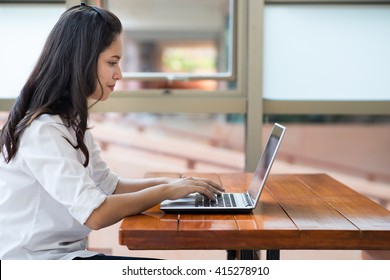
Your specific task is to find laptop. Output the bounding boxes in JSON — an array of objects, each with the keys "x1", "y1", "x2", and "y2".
[{"x1": 160, "y1": 123, "x2": 286, "y2": 214}]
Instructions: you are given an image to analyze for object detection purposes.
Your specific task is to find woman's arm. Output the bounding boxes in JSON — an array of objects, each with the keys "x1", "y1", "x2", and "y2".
[
  {"x1": 113, "y1": 177, "x2": 173, "y2": 194},
  {"x1": 85, "y1": 176, "x2": 224, "y2": 230}
]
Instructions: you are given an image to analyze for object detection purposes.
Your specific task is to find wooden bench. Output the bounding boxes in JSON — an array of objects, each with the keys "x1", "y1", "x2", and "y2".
[
  {"x1": 349, "y1": 184, "x2": 390, "y2": 209},
  {"x1": 91, "y1": 122, "x2": 244, "y2": 171}
]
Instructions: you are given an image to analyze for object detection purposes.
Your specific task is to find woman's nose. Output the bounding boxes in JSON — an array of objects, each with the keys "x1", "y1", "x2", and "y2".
[{"x1": 114, "y1": 66, "x2": 122, "y2": 80}]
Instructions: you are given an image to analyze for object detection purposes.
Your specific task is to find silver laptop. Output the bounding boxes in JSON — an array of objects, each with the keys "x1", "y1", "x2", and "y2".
[{"x1": 160, "y1": 123, "x2": 286, "y2": 214}]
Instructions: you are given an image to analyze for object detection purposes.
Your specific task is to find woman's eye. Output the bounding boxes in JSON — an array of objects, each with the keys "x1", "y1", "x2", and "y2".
[{"x1": 109, "y1": 61, "x2": 117, "y2": 66}]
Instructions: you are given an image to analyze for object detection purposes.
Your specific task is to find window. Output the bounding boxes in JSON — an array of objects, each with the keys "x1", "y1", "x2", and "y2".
[
  {"x1": 0, "y1": 3, "x2": 65, "y2": 98},
  {"x1": 105, "y1": 0, "x2": 236, "y2": 91},
  {"x1": 263, "y1": 4, "x2": 390, "y2": 101}
]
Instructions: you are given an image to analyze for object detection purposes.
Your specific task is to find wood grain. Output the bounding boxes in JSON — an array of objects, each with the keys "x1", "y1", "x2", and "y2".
[{"x1": 119, "y1": 173, "x2": 390, "y2": 251}]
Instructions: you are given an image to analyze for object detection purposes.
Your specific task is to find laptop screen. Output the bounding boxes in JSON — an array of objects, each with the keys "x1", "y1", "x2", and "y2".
[{"x1": 248, "y1": 123, "x2": 286, "y2": 202}]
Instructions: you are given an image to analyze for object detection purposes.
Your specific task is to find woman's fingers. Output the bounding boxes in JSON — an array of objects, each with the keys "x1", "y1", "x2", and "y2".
[
  {"x1": 201, "y1": 178, "x2": 225, "y2": 192},
  {"x1": 182, "y1": 177, "x2": 225, "y2": 200},
  {"x1": 167, "y1": 176, "x2": 225, "y2": 201}
]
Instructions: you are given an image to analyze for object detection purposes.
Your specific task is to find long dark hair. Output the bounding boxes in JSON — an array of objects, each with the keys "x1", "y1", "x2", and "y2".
[{"x1": 0, "y1": 4, "x2": 122, "y2": 167}]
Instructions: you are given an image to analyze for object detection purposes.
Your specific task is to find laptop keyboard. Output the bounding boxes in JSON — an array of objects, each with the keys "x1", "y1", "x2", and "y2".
[{"x1": 195, "y1": 193, "x2": 237, "y2": 208}]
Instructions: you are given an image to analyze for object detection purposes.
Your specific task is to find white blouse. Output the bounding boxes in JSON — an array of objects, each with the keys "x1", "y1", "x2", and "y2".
[{"x1": 0, "y1": 114, "x2": 119, "y2": 259}]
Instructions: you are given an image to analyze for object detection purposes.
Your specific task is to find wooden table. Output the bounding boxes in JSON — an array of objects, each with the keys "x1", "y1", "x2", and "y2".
[{"x1": 119, "y1": 173, "x2": 390, "y2": 260}]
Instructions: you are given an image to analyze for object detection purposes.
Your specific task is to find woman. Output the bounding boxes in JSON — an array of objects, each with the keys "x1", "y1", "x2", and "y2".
[{"x1": 0, "y1": 3, "x2": 223, "y2": 260}]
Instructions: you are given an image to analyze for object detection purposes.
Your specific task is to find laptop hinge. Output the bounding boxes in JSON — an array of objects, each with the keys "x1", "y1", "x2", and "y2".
[{"x1": 244, "y1": 193, "x2": 253, "y2": 207}]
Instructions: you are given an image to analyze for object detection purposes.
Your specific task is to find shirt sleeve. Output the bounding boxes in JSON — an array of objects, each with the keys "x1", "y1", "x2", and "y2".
[
  {"x1": 84, "y1": 130, "x2": 119, "y2": 196},
  {"x1": 18, "y1": 116, "x2": 113, "y2": 225}
]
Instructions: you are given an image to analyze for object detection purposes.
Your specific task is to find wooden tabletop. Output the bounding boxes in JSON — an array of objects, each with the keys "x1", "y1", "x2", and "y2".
[{"x1": 119, "y1": 173, "x2": 390, "y2": 257}]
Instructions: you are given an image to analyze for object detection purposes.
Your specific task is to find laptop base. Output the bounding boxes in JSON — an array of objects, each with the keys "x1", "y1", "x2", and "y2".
[{"x1": 161, "y1": 207, "x2": 253, "y2": 214}]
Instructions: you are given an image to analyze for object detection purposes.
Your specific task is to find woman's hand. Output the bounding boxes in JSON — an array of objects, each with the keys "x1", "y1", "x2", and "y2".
[
  {"x1": 86, "y1": 176, "x2": 225, "y2": 230},
  {"x1": 163, "y1": 176, "x2": 225, "y2": 201}
]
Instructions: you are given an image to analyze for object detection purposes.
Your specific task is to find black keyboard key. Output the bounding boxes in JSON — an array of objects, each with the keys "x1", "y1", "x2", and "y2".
[
  {"x1": 195, "y1": 194, "x2": 203, "y2": 207},
  {"x1": 196, "y1": 194, "x2": 226, "y2": 208},
  {"x1": 217, "y1": 195, "x2": 224, "y2": 207},
  {"x1": 204, "y1": 198, "x2": 210, "y2": 207},
  {"x1": 223, "y1": 194, "x2": 231, "y2": 207},
  {"x1": 230, "y1": 194, "x2": 236, "y2": 207}
]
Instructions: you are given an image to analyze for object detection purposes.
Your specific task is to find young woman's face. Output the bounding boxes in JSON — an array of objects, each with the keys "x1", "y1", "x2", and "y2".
[{"x1": 89, "y1": 35, "x2": 123, "y2": 101}]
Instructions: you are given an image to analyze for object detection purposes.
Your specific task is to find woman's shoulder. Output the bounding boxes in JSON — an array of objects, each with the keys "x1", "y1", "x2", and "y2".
[
  {"x1": 34, "y1": 114, "x2": 63, "y2": 124},
  {"x1": 26, "y1": 114, "x2": 72, "y2": 138},
  {"x1": 20, "y1": 114, "x2": 78, "y2": 150}
]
